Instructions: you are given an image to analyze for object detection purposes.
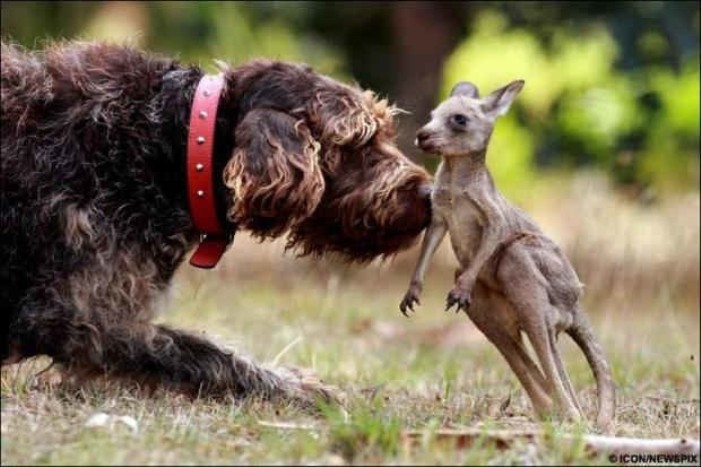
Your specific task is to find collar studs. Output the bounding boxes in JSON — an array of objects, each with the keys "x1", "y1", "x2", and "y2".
[{"x1": 187, "y1": 74, "x2": 229, "y2": 268}]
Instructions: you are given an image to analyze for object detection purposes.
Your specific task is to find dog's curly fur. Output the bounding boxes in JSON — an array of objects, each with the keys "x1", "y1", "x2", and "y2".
[{"x1": 0, "y1": 41, "x2": 432, "y2": 405}]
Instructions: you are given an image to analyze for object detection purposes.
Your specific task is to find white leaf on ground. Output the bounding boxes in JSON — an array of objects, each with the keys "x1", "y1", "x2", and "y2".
[
  {"x1": 85, "y1": 412, "x2": 110, "y2": 427},
  {"x1": 115, "y1": 415, "x2": 139, "y2": 433},
  {"x1": 85, "y1": 412, "x2": 139, "y2": 434}
]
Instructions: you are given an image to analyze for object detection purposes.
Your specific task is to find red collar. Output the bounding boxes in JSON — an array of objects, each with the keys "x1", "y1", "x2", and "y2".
[{"x1": 186, "y1": 74, "x2": 232, "y2": 269}]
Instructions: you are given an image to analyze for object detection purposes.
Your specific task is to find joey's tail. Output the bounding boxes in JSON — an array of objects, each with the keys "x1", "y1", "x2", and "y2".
[{"x1": 566, "y1": 311, "x2": 616, "y2": 430}]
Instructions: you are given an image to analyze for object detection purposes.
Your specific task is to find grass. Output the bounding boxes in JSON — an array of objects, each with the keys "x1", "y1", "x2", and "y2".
[{"x1": 2, "y1": 173, "x2": 699, "y2": 465}]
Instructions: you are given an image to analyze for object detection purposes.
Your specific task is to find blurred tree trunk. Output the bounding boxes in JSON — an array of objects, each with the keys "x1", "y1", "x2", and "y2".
[{"x1": 390, "y1": 2, "x2": 469, "y2": 164}]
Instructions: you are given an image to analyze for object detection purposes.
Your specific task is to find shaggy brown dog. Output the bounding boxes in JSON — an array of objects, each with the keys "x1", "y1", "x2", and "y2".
[{"x1": 0, "y1": 41, "x2": 431, "y2": 405}]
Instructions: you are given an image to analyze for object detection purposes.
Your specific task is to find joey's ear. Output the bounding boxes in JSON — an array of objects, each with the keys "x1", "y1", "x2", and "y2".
[
  {"x1": 450, "y1": 81, "x2": 479, "y2": 98},
  {"x1": 481, "y1": 80, "x2": 524, "y2": 117}
]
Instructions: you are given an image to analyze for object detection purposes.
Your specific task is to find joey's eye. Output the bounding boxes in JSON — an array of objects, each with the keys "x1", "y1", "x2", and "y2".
[{"x1": 451, "y1": 114, "x2": 468, "y2": 126}]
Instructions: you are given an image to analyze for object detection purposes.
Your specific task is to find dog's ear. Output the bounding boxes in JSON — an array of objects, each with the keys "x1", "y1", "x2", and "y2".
[
  {"x1": 450, "y1": 81, "x2": 479, "y2": 99},
  {"x1": 223, "y1": 109, "x2": 325, "y2": 239},
  {"x1": 481, "y1": 80, "x2": 524, "y2": 117},
  {"x1": 309, "y1": 87, "x2": 379, "y2": 147}
]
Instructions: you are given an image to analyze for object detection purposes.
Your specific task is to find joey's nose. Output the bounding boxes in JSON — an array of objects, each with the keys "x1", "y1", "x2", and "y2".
[
  {"x1": 415, "y1": 129, "x2": 429, "y2": 146},
  {"x1": 415, "y1": 128, "x2": 436, "y2": 151}
]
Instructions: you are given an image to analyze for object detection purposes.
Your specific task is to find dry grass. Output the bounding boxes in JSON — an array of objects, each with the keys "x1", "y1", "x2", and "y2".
[{"x1": 2, "y1": 172, "x2": 699, "y2": 465}]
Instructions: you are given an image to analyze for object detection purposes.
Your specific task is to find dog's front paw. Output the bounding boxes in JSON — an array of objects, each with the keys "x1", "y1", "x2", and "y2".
[
  {"x1": 277, "y1": 366, "x2": 347, "y2": 411},
  {"x1": 400, "y1": 282, "x2": 422, "y2": 317},
  {"x1": 445, "y1": 286, "x2": 471, "y2": 313}
]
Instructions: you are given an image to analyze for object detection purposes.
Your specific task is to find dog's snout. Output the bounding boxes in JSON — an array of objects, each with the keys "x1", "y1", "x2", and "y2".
[{"x1": 418, "y1": 182, "x2": 433, "y2": 200}]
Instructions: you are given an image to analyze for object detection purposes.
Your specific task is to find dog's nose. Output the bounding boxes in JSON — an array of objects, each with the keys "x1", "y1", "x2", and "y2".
[{"x1": 418, "y1": 182, "x2": 433, "y2": 200}]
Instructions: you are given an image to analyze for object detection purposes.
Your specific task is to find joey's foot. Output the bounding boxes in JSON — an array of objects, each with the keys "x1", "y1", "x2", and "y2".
[
  {"x1": 400, "y1": 283, "x2": 422, "y2": 317},
  {"x1": 445, "y1": 286, "x2": 471, "y2": 313}
]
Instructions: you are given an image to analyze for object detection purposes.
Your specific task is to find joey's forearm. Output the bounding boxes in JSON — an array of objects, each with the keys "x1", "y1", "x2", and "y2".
[
  {"x1": 410, "y1": 221, "x2": 447, "y2": 286},
  {"x1": 400, "y1": 221, "x2": 447, "y2": 315},
  {"x1": 457, "y1": 195, "x2": 506, "y2": 286},
  {"x1": 459, "y1": 225, "x2": 503, "y2": 285}
]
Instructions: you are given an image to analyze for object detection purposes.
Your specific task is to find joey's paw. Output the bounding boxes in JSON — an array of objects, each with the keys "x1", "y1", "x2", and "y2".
[
  {"x1": 445, "y1": 287, "x2": 471, "y2": 313},
  {"x1": 399, "y1": 284, "x2": 422, "y2": 317}
]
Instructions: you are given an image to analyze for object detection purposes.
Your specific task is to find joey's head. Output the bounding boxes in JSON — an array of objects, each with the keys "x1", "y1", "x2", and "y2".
[{"x1": 415, "y1": 80, "x2": 524, "y2": 157}]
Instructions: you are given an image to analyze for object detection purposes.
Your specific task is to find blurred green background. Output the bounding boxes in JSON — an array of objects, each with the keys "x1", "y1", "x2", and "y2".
[
  {"x1": 2, "y1": 1, "x2": 699, "y2": 201},
  {"x1": 1, "y1": 7, "x2": 699, "y2": 464}
]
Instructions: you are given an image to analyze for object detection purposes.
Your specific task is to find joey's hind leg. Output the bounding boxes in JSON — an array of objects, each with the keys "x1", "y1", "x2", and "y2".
[
  {"x1": 466, "y1": 287, "x2": 553, "y2": 416},
  {"x1": 497, "y1": 250, "x2": 584, "y2": 422},
  {"x1": 549, "y1": 328, "x2": 583, "y2": 415}
]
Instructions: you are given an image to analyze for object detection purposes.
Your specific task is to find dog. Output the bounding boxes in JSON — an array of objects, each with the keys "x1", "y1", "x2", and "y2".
[
  {"x1": 0, "y1": 40, "x2": 432, "y2": 406},
  {"x1": 399, "y1": 80, "x2": 615, "y2": 429}
]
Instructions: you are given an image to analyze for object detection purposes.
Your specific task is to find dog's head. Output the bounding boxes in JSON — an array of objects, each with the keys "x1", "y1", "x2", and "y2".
[{"x1": 222, "y1": 61, "x2": 432, "y2": 262}]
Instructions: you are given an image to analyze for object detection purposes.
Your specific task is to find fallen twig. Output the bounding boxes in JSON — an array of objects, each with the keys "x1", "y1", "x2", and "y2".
[
  {"x1": 256, "y1": 420, "x2": 699, "y2": 459},
  {"x1": 401, "y1": 428, "x2": 700, "y2": 458},
  {"x1": 257, "y1": 420, "x2": 318, "y2": 431}
]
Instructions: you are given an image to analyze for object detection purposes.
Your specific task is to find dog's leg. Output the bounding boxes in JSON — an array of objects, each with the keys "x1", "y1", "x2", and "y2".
[
  {"x1": 11, "y1": 295, "x2": 340, "y2": 409},
  {"x1": 116, "y1": 324, "x2": 341, "y2": 407}
]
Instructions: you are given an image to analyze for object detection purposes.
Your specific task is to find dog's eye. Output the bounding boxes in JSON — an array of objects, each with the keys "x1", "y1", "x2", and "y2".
[{"x1": 451, "y1": 114, "x2": 469, "y2": 126}]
